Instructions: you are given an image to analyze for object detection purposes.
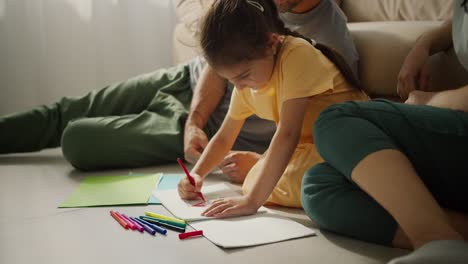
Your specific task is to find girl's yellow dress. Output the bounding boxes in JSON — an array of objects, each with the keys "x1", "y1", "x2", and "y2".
[{"x1": 227, "y1": 36, "x2": 368, "y2": 207}]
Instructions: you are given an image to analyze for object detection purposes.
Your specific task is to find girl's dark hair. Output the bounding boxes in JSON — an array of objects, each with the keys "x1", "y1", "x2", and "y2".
[{"x1": 200, "y1": 0, "x2": 361, "y2": 88}]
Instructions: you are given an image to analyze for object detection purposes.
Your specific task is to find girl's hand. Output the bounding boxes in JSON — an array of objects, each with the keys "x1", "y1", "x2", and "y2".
[
  {"x1": 218, "y1": 151, "x2": 261, "y2": 184},
  {"x1": 202, "y1": 195, "x2": 260, "y2": 218},
  {"x1": 177, "y1": 173, "x2": 204, "y2": 200}
]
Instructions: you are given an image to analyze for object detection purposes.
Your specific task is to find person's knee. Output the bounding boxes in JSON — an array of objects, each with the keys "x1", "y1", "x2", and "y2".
[
  {"x1": 301, "y1": 163, "x2": 342, "y2": 228},
  {"x1": 61, "y1": 118, "x2": 103, "y2": 170}
]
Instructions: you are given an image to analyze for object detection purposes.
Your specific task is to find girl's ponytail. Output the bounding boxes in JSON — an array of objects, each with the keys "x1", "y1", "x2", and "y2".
[{"x1": 314, "y1": 43, "x2": 361, "y2": 89}]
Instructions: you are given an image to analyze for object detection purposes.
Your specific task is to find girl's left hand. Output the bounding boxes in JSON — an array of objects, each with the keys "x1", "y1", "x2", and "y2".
[{"x1": 202, "y1": 196, "x2": 260, "y2": 218}]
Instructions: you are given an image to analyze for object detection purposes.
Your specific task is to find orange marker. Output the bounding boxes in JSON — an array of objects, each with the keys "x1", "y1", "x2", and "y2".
[{"x1": 110, "y1": 210, "x2": 129, "y2": 229}]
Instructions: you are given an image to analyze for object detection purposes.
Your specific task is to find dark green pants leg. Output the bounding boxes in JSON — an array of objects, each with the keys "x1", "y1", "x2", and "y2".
[
  {"x1": 302, "y1": 162, "x2": 398, "y2": 245},
  {"x1": 302, "y1": 99, "x2": 468, "y2": 245},
  {"x1": 1, "y1": 64, "x2": 193, "y2": 169},
  {"x1": 62, "y1": 111, "x2": 187, "y2": 170}
]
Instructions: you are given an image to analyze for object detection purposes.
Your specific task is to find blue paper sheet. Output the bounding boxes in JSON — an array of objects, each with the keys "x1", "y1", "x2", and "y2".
[{"x1": 147, "y1": 174, "x2": 183, "y2": 204}]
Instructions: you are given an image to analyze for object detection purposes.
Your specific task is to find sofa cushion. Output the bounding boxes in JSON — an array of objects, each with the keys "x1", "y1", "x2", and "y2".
[
  {"x1": 342, "y1": 0, "x2": 452, "y2": 22},
  {"x1": 350, "y1": 21, "x2": 468, "y2": 96}
]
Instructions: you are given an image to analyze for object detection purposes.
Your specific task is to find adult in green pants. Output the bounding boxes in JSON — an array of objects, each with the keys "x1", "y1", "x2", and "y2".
[
  {"x1": 302, "y1": 1, "x2": 468, "y2": 263},
  {"x1": 0, "y1": 61, "x2": 273, "y2": 170},
  {"x1": 0, "y1": 0, "x2": 356, "y2": 173}
]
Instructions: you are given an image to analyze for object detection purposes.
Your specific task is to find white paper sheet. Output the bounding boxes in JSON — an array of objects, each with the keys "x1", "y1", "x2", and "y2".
[
  {"x1": 153, "y1": 183, "x2": 267, "y2": 221},
  {"x1": 190, "y1": 213, "x2": 316, "y2": 248},
  {"x1": 154, "y1": 182, "x2": 316, "y2": 248}
]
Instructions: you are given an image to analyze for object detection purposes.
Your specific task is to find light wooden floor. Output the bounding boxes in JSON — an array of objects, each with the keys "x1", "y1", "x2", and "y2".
[{"x1": 0, "y1": 149, "x2": 407, "y2": 264}]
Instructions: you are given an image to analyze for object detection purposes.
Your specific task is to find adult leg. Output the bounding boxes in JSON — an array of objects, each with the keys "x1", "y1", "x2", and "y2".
[
  {"x1": 61, "y1": 64, "x2": 194, "y2": 170},
  {"x1": 0, "y1": 64, "x2": 190, "y2": 154},
  {"x1": 302, "y1": 162, "x2": 400, "y2": 246},
  {"x1": 303, "y1": 163, "x2": 468, "y2": 249},
  {"x1": 352, "y1": 149, "x2": 462, "y2": 247},
  {"x1": 62, "y1": 112, "x2": 186, "y2": 170},
  {"x1": 313, "y1": 99, "x2": 468, "y2": 248}
]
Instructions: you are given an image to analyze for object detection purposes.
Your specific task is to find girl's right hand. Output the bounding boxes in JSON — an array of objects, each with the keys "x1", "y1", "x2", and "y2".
[{"x1": 177, "y1": 173, "x2": 204, "y2": 200}]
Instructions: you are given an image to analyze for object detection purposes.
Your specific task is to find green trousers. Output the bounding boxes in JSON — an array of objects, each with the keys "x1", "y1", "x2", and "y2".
[
  {"x1": 302, "y1": 99, "x2": 468, "y2": 246},
  {"x1": 0, "y1": 64, "x2": 201, "y2": 170}
]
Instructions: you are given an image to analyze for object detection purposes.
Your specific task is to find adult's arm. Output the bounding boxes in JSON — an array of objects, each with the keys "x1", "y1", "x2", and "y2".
[
  {"x1": 397, "y1": 20, "x2": 453, "y2": 99},
  {"x1": 184, "y1": 65, "x2": 227, "y2": 163}
]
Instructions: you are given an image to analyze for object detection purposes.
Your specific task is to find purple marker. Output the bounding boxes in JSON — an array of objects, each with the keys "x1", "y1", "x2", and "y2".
[
  {"x1": 123, "y1": 214, "x2": 144, "y2": 232},
  {"x1": 132, "y1": 217, "x2": 156, "y2": 236}
]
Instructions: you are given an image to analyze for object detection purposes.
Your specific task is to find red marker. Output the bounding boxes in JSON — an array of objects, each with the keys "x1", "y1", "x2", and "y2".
[
  {"x1": 177, "y1": 158, "x2": 206, "y2": 202},
  {"x1": 110, "y1": 210, "x2": 129, "y2": 229},
  {"x1": 179, "y1": 230, "x2": 203, "y2": 240}
]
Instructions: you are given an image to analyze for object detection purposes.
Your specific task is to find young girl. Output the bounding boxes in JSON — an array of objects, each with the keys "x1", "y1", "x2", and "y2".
[{"x1": 177, "y1": 0, "x2": 367, "y2": 217}]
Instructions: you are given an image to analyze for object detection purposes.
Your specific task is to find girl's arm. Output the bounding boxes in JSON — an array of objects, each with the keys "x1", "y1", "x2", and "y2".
[
  {"x1": 192, "y1": 116, "x2": 245, "y2": 177},
  {"x1": 178, "y1": 115, "x2": 245, "y2": 200},
  {"x1": 202, "y1": 97, "x2": 309, "y2": 217},
  {"x1": 245, "y1": 97, "x2": 308, "y2": 207}
]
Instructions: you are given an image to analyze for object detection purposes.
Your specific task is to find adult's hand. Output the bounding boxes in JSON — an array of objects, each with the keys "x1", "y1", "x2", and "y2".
[
  {"x1": 218, "y1": 151, "x2": 260, "y2": 184},
  {"x1": 183, "y1": 125, "x2": 208, "y2": 164},
  {"x1": 397, "y1": 44, "x2": 431, "y2": 100}
]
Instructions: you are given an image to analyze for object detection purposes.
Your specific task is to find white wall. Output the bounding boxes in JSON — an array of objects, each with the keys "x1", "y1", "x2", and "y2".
[{"x1": 0, "y1": 0, "x2": 177, "y2": 115}]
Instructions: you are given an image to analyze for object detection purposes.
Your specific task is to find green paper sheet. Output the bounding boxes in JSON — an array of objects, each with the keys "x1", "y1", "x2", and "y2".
[{"x1": 59, "y1": 173, "x2": 161, "y2": 208}]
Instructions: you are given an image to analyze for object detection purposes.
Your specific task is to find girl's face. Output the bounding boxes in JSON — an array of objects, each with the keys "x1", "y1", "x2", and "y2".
[
  {"x1": 216, "y1": 57, "x2": 275, "y2": 90},
  {"x1": 215, "y1": 34, "x2": 282, "y2": 90}
]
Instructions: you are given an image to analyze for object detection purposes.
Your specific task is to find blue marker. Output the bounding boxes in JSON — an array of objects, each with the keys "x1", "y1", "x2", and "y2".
[
  {"x1": 138, "y1": 218, "x2": 167, "y2": 235},
  {"x1": 131, "y1": 217, "x2": 156, "y2": 236}
]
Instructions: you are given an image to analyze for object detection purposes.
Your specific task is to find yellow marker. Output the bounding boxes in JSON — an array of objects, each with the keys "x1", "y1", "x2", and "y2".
[{"x1": 144, "y1": 211, "x2": 186, "y2": 224}]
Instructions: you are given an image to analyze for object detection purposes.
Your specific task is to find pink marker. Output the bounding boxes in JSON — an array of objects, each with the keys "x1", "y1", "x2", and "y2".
[
  {"x1": 124, "y1": 214, "x2": 144, "y2": 233},
  {"x1": 115, "y1": 212, "x2": 136, "y2": 230}
]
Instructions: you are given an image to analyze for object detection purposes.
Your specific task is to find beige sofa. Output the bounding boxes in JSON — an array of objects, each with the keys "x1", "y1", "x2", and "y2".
[{"x1": 173, "y1": 0, "x2": 468, "y2": 98}]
